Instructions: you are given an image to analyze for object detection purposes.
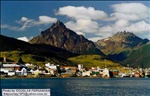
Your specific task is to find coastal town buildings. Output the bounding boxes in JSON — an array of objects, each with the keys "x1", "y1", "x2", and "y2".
[{"x1": 0, "y1": 61, "x2": 150, "y2": 78}]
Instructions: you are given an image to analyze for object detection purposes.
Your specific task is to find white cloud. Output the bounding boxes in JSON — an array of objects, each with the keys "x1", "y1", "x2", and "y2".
[
  {"x1": 17, "y1": 36, "x2": 32, "y2": 42},
  {"x1": 125, "y1": 21, "x2": 150, "y2": 33},
  {"x1": 65, "y1": 19, "x2": 99, "y2": 33},
  {"x1": 2, "y1": 16, "x2": 57, "y2": 31},
  {"x1": 56, "y1": 6, "x2": 108, "y2": 20},
  {"x1": 34, "y1": 16, "x2": 57, "y2": 25},
  {"x1": 94, "y1": 3, "x2": 150, "y2": 40},
  {"x1": 18, "y1": 16, "x2": 57, "y2": 31},
  {"x1": 88, "y1": 37, "x2": 102, "y2": 42},
  {"x1": 111, "y1": 3, "x2": 149, "y2": 21},
  {"x1": 21, "y1": 17, "x2": 28, "y2": 22},
  {"x1": 17, "y1": 17, "x2": 34, "y2": 31},
  {"x1": 112, "y1": 19, "x2": 130, "y2": 32},
  {"x1": 76, "y1": 31, "x2": 85, "y2": 36},
  {"x1": 0, "y1": 24, "x2": 20, "y2": 31},
  {"x1": 57, "y1": 6, "x2": 107, "y2": 36}
]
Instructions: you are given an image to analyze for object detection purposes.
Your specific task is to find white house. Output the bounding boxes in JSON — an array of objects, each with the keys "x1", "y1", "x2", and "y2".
[
  {"x1": 7, "y1": 71, "x2": 15, "y2": 76},
  {"x1": 82, "y1": 71, "x2": 91, "y2": 77},
  {"x1": 99, "y1": 68, "x2": 110, "y2": 78},
  {"x1": 45, "y1": 63, "x2": 57, "y2": 70},
  {"x1": 20, "y1": 68, "x2": 27, "y2": 76},
  {"x1": 0, "y1": 68, "x2": 12, "y2": 73}
]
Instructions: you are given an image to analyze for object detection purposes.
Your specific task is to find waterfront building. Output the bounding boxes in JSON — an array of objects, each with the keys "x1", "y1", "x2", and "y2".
[
  {"x1": 82, "y1": 71, "x2": 91, "y2": 77},
  {"x1": 78, "y1": 64, "x2": 83, "y2": 71},
  {"x1": 0, "y1": 67, "x2": 16, "y2": 76},
  {"x1": 45, "y1": 63, "x2": 57, "y2": 70},
  {"x1": 90, "y1": 66, "x2": 100, "y2": 76},
  {"x1": 99, "y1": 68, "x2": 110, "y2": 78},
  {"x1": 20, "y1": 67, "x2": 27, "y2": 76},
  {"x1": 2, "y1": 63, "x2": 21, "y2": 70}
]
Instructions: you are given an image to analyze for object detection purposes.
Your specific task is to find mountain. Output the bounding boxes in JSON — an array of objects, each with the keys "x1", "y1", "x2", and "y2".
[
  {"x1": 0, "y1": 35, "x2": 77, "y2": 65},
  {"x1": 96, "y1": 31, "x2": 150, "y2": 68},
  {"x1": 121, "y1": 43, "x2": 150, "y2": 68},
  {"x1": 30, "y1": 20, "x2": 104, "y2": 55},
  {"x1": 96, "y1": 31, "x2": 149, "y2": 55}
]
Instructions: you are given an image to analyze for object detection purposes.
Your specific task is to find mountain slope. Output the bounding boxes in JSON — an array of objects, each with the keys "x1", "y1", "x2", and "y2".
[
  {"x1": 0, "y1": 35, "x2": 77, "y2": 65},
  {"x1": 30, "y1": 20, "x2": 104, "y2": 55},
  {"x1": 121, "y1": 43, "x2": 150, "y2": 68},
  {"x1": 96, "y1": 31, "x2": 149, "y2": 55}
]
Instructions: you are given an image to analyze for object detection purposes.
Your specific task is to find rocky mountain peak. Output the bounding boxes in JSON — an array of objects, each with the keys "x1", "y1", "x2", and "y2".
[
  {"x1": 30, "y1": 20, "x2": 104, "y2": 55},
  {"x1": 41, "y1": 20, "x2": 67, "y2": 36},
  {"x1": 111, "y1": 31, "x2": 138, "y2": 42},
  {"x1": 54, "y1": 20, "x2": 66, "y2": 27},
  {"x1": 96, "y1": 31, "x2": 149, "y2": 55},
  {"x1": 115, "y1": 31, "x2": 134, "y2": 37}
]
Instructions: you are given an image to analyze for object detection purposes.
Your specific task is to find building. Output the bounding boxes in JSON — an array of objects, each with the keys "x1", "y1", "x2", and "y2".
[
  {"x1": 82, "y1": 71, "x2": 91, "y2": 77},
  {"x1": 2, "y1": 63, "x2": 21, "y2": 70},
  {"x1": 99, "y1": 68, "x2": 110, "y2": 78},
  {"x1": 45, "y1": 63, "x2": 57, "y2": 70}
]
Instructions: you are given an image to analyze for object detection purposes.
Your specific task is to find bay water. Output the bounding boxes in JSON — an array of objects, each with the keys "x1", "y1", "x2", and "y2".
[{"x1": 1, "y1": 78, "x2": 150, "y2": 96}]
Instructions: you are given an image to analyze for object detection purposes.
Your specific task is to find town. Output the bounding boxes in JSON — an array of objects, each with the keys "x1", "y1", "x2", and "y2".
[{"x1": 0, "y1": 57, "x2": 150, "y2": 78}]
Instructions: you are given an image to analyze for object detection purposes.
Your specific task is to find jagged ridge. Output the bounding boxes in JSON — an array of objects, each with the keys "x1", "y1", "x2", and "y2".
[
  {"x1": 96, "y1": 31, "x2": 149, "y2": 55},
  {"x1": 30, "y1": 20, "x2": 104, "y2": 55}
]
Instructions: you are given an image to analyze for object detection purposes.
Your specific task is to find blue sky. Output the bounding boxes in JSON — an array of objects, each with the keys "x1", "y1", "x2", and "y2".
[{"x1": 1, "y1": 1, "x2": 150, "y2": 42}]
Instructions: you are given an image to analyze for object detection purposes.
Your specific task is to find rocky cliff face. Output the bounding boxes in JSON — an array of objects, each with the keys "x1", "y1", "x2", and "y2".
[
  {"x1": 96, "y1": 31, "x2": 149, "y2": 55},
  {"x1": 30, "y1": 20, "x2": 104, "y2": 55}
]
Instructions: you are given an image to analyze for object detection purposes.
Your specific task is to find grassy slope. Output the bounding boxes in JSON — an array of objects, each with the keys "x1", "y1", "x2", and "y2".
[
  {"x1": 0, "y1": 51, "x2": 77, "y2": 67},
  {"x1": 68, "y1": 55, "x2": 123, "y2": 69}
]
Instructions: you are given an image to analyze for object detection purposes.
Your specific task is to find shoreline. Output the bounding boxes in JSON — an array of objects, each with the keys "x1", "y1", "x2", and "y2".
[{"x1": 1, "y1": 76, "x2": 148, "y2": 80}]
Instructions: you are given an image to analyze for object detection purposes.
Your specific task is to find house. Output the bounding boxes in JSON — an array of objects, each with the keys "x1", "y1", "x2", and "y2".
[
  {"x1": 0, "y1": 68, "x2": 12, "y2": 76},
  {"x1": 20, "y1": 67, "x2": 27, "y2": 76},
  {"x1": 15, "y1": 69, "x2": 22, "y2": 76},
  {"x1": 99, "y1": 68, "x2": 110, "y2": 78},
  {"x1": 90, "y1": 66, "x2": 100, "y2": 76},
  {"x1": 0, "y1": 68, "x2": 16, "y2": 76},
  {"x1": 7, "y1": 71, "x2": 15, "y2": 76},
  {"x1": 0, "y1": 68, "x2": 12, "y2": 73},
  {"x1": 45, "y1": 63, "x2": 57, "y2": 70},
  {"x1": 82, "y1": 71, "x2": 91, "y2": 77},
  {"x1": 2, "y1": 63, "x2": 21, "y2": 70},
  {"x1": 78, "y1": 64, "x2": 83, "y2": 71}
]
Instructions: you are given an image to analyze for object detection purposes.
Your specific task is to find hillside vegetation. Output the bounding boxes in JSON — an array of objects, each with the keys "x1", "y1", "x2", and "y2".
[
  {"x1": 121, "y1": 43, "x2": 150, "y2": 68},
  {"x1": 68, "y1": 55, "x2": 122, "y2": 69},
  {"x1": 0, "y1": 35, "x2": 77, "y2": 66},
  {"x1": 0, "y1": 51, "x2": 77, "y2": 67}
]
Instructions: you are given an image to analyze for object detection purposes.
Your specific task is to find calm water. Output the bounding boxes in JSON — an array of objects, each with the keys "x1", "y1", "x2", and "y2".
[{"x1": 1, "y1": 78, "x2": 150, "y2": 96}]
